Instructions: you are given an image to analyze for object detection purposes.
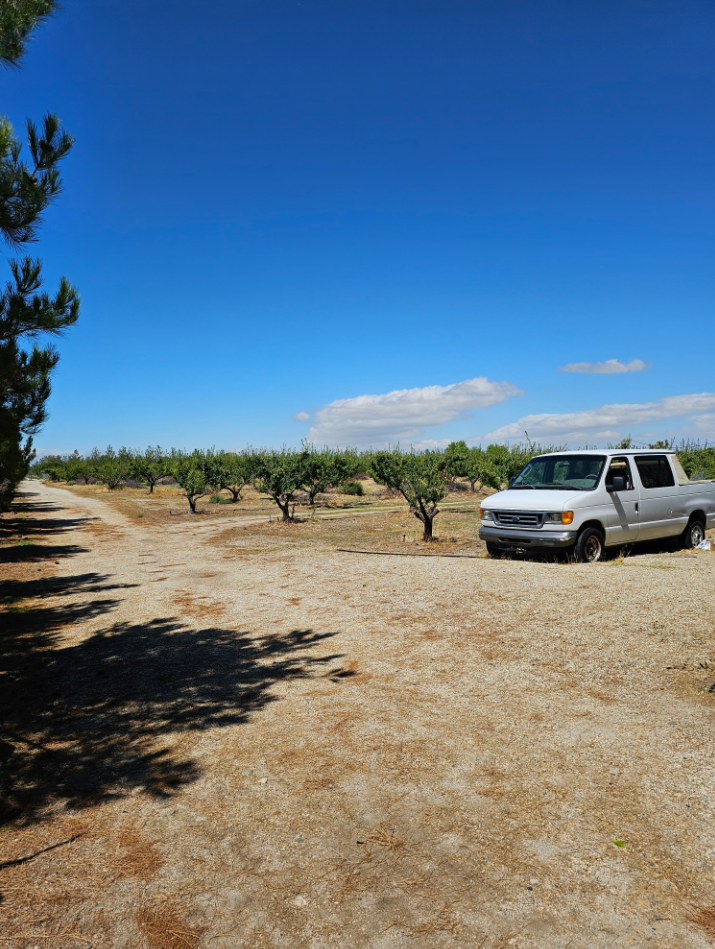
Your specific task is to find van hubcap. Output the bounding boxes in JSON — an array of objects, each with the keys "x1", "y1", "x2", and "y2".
[
  {"x1": 691, "y1": 523, "x2": 704, "y2": 545},
  {"x1": 585, "y1": 535, "x2": 602, "y2": 562}
]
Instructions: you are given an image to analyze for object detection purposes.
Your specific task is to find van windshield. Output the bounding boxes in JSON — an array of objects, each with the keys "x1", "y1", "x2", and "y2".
[{"x1": 511, "y1": 455, "x2": 606, "y2": 491}]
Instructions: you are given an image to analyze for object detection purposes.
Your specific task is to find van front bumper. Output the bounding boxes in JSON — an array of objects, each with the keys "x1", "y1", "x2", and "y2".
[{"x1": 479, "y1": 526, "x2": 577, "y2": 548}]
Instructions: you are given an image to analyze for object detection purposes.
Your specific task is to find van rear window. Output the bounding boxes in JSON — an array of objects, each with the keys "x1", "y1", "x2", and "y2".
[{"x1": 635, "y1": 455, "x2": 675, "y2": 489}]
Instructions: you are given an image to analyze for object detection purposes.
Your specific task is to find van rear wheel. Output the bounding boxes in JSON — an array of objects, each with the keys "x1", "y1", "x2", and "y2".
[
  {"x1": 682, "y1": 519, "x2": 705, "y2": 549},
  {"x1": 575, "y1": 527, "x2": 605, "y2": 563}
]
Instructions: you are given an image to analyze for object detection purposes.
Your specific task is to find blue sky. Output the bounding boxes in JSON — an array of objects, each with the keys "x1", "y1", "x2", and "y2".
[{"x1": 5, "y1": 0, "x2": 714, "y2": 453}]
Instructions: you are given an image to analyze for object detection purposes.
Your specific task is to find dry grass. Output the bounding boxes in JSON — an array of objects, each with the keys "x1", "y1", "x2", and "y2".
[
  {"x1": 686, "y1": 904, "x2": 715, "y2": 941},
  {"x1": 303, "y1": 774, "x2": 337, "y2": 791},
  {"x1": 172, "y1": 592, "x2": 226, "y2": 619},
  {"x1": 115, "y1": 828, "x2": 163, "y2": 880},
  {"x1": 366, "y1": 824, "x2": 404, "y2": 850},
  {"x1": 410, "y1": 912, "x2": 461, "y2": 936},
  {"x1": 137, "y1": 902, "x2": 204, "y2": 949}
]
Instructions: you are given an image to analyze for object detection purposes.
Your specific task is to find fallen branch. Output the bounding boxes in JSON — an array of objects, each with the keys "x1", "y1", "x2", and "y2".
[{"x1": 0, "y1": 834, "x2": 82, "y2": 871}]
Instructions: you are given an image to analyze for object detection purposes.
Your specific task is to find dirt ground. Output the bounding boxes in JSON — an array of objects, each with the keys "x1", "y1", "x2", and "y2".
[{"x1": 1, "y1": 480, "x2": 715, "y2": 949}]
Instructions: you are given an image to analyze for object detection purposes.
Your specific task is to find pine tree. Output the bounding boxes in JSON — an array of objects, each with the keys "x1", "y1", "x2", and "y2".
[
  {"x1": 0, "y1": 0, "x2": 55, "y2": 69},
  {"x1": 0, "y1": 2, "x2": 79, "y2": 510}
]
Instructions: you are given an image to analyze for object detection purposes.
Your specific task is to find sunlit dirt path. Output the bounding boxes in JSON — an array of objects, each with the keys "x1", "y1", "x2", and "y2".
[{"x1": 2, "y1": 481, "x2": 715, "y2": 948}]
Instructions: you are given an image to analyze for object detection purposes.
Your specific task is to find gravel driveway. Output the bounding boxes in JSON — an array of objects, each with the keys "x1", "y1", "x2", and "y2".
[{"x1": 1, "y1": 481, "x2": 714, "y2": 948}]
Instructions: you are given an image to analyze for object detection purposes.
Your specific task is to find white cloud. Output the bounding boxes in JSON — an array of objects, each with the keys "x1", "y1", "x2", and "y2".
[
  {"x1": 411, "y1": 438, "x2": 452, "y2": 450},
  {"x1": 34, "y1": 447, "x2": 82, "y2": 458},
  {"x1": 687, "y1": 413, "x2": 715, "y2": 437},
  {"x1": 558, "y1": 358, "x2": 649, "y2": 374},
  {"x1": 292, "y1": 411, "x2": 310, "y2": 422},
  {"x1": 482, "y1": 393, "x2": 715, "y2": 443},
  {"x1": 306, "y1": 376, "x2": 522, "y2": 447}
]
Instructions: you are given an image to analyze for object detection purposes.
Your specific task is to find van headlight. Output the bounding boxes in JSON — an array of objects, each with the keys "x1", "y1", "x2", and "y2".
[
  {"x1": 480, "y1": 508, "x2": 493, "y2": 520},
  {"x1": 548, "y1": 512, "x2": 574, "y2": 525},
  {"x1": 548, "y1": 513, "x2": 562, "y2": 522}
]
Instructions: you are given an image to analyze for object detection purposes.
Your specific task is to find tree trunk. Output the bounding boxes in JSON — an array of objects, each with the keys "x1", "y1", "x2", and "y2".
[
  {"x1": 149, "y1": 481, "x2": 154, "y2": 493},
  {"x1": 414, "y1": 499, "x2": 437, "y2": 541},
  {"x1": 188, "y1": 495, "x2": 197, "y2": 514},
  {"x1": 278, "y1": 499, "x2": 291, "y2": 522}
]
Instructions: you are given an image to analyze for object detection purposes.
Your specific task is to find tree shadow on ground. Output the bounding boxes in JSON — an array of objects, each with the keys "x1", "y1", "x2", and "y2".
[
  {"x1": 1, "y1": 603, "x2": 343, "y2": 825},
  {"x1": 1, "y1": 493, "x2": 91, "y2": 564},
  {"x1": 0, "y1": 572, "x2": 137, "y2": 605},
  {"x1": 1, "y1": 490, "x2": 346, "y2": 830},
  {"x1": 0, "y1": 490, "x2": 88, "y2": 538},
  {"x1": 0, "y1": 542, "x2": 92, "y2": 564}
]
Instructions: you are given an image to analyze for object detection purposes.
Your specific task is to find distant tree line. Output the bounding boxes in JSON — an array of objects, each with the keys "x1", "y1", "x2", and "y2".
[
  {"x1": 32, "y1": 445, "x2": 367, "y2": 518},
  {"x1": 33, "y1": 438, "x2": 714, "y2": 542}
]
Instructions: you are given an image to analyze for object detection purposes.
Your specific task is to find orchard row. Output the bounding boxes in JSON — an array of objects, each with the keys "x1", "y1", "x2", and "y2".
[{"x1": 34, "y1": 438, "x2": 715, "y2": 541}]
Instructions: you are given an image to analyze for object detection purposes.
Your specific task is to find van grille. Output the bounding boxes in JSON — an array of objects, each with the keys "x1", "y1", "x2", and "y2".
[{"x1": 493, "y1": 510, "x2": 544, "y2": 528}]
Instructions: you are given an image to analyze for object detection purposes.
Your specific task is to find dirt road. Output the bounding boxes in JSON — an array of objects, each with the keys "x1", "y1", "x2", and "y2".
[{"x1": 2, "y1": 481, "x2": 715, "y2": 948}]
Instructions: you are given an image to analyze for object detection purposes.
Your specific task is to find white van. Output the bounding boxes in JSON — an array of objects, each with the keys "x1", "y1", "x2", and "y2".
[{"x1": 478, "y1": 450, "x2": 715, "y2": 562}]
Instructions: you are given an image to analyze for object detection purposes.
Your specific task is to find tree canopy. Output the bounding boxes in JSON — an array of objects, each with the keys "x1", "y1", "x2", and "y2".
[
  {"x1": 252, "y1": 448, "x2": 311, "y2": 522},
  {"x1": 371, "y1": 449, "x2": 448, "y2": 541}
]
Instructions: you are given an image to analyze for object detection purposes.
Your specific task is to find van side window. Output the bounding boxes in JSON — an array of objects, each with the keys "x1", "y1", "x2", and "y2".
[
  {"x1": 605, "y1": 457, "x2": 634, "y2": 490},
  {"x1": 635, "y1": 455, "x2": 675, "y2": 489}
]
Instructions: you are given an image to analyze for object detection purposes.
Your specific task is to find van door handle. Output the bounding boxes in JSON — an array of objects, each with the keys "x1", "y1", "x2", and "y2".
[{"x1": 635, "y1": 503, "x2": 639, "y2": 514}]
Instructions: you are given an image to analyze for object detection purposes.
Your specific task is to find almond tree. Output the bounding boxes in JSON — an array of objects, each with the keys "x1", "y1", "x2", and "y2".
[
  {"x1": 225, "y1": 451, "x2": 258, "y2": 502},
  {"x1": 131, "y1": 446, "x2": 167, "y2": 493},
  {"x1": 301, "y1": 445, "x2": 360, "y2": 507},
  {"x1": 253, "y1": 448, "x2": 309, "y2": 522},
  {"x1": 206, "y1": 449, "x2": 257, "y2": 503},
  {"x1": 465, "y1": 447, "x2": 500, "y2": 492},
  {"x1": 174, "y1": 451, "x2": 209, "y2": 514},
  {"x1": 99, "y1": 446, "x2": 132, "y2": 490},
  {"x1": 370, "y1": 449, "x2": 448, "y2": 541},
  {"x1": 65, "y1": 449, "x2": 88, "y2": 483},
  {"x1": 442, "y1": 440, "x2": 470, "y2": 487}
]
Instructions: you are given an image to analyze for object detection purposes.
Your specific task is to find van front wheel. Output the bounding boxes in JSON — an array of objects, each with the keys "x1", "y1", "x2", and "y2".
[{"x1": 575, "y1": 527, "x2": 605, "y2": 563}]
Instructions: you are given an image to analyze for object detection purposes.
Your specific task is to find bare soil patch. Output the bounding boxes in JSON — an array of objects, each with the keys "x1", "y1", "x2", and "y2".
[{"x1": 1, "y1": 482, "x2": 714, "y2": 947}]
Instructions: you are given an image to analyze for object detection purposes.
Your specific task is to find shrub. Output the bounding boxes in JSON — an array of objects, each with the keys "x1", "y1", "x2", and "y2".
[{"x1": 338, "y1": 481, "x2": 364, "y2": 496}]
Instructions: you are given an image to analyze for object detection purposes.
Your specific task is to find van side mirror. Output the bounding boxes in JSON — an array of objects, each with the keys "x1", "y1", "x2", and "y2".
[
  {"x1": 509, "y1": 476, "x2": 516, "y2": 487},
  {"x1": 607, "y1": 475, "x2": 626, "y2": 493}
]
